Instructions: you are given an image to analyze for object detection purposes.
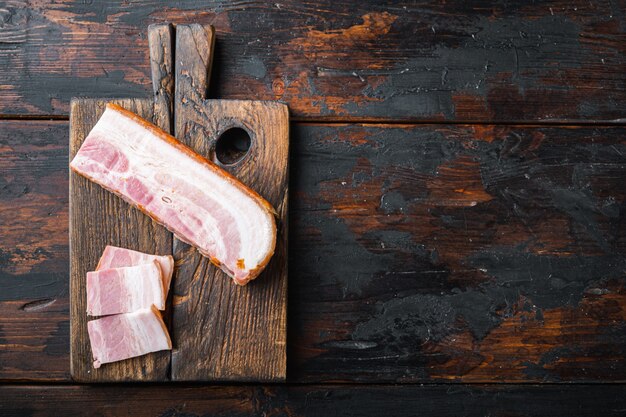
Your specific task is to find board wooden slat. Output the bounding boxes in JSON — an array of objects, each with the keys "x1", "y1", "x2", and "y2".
[
  {"x1": 69, "y1": 98, "x2": 172, "y2": 381},
  {"x1": 69, "y1": 24, "x2": 177, "y2": 382},
  {"x1": 172, "y1": 24, "x2": 288, "y2": 381},
  {"x1": 2, "y1": 384, "x2": 626, "y2": 417}
]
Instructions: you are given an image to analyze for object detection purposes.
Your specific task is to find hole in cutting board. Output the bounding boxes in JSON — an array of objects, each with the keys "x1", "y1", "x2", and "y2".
[{"x1": 215, "y1": 127, "x2": 251, "y2": 165}]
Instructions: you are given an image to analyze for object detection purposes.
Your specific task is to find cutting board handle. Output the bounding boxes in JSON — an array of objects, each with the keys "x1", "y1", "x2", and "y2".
[
  {"x1": 147, "y1": 23, "x2": 216, "y2": 136},
  {"x1": 175, "y1": 24, "x2": 216, "y2": 128},
  {"x1": 148, "y1": 23, "x2": 176, "y2": 134}
]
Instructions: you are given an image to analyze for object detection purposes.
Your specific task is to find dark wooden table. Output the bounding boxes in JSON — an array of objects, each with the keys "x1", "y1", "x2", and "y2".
[{"x1": 1, "y1": 1, "x2": 625, "y2": 415}]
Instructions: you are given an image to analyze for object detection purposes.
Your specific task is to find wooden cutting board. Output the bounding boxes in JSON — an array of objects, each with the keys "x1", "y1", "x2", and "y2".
[{"x1": 69, "y1": 24, "x2": 288, "y2": 382}]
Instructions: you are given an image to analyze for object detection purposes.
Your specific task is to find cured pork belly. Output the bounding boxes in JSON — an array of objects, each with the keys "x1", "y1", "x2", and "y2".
[
  {"x1": 86, "y1": 261, "x2": 165, "y2": 316},
  {"x1": 88, "y1": 305, "x2": 171, "y2": 368},
  {"x1": 70, "y1": 104, "x2": 276, "y2": 285},
  {"x1": 96, "y1": 245, "x2": 174, "y2": 297}
]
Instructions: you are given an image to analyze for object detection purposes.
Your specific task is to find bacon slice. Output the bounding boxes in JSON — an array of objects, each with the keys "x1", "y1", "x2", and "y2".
[
  {"x1": 86, "y1": 261, "x2": 165, "y2": 316},
  {"x1": 70, "y1": 103, "x2": 277, "y2": 285},
  {"x1": 87, "y1": 305, "x2": 171, "y2": 368},
  {"x1": 96, "y1": 245, "x2": 174, "y2": 297}
]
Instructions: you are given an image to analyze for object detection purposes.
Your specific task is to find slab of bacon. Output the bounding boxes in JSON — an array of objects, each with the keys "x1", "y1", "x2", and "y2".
[
  {"x1": 96, "y1": 245, "x2": 174, "y2": 297},
  {"x1": 70, "y1": 104, "x2": 276, "y2": 285},
  {"x1": 88, "y1": 305, "x2": 171, "y2": 369},
  {"x1": 86, "y1": 261, "x2": 165, "y2": 316}
]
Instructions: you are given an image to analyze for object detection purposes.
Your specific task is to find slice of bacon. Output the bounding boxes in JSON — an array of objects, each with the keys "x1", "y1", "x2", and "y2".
[
  {"x1": 96, "y1": 245, "x2": 174, "y2": 297},
  {"x1": 86, "y1": 261, "x2": 165, "y2": 316},
  {"x1": 70, "y1": 103, "x2": 277, "y2": 285},
  {"x1": 87, "y1": 305, "x2": 171, "y2": 369}
]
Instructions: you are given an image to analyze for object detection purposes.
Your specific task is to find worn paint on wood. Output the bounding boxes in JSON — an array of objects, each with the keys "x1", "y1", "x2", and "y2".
[
  {"x1": 2, "y1": 120, "x2": 624, "y2": 383},
  {"x1": 288, "y1": 123, "x2": 626, "y2": 382},
  {"x1": 0, "y1": 1, "x2": 624, "y2": 121}
]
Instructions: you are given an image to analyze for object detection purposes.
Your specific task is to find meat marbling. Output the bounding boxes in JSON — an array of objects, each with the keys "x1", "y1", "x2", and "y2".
[
  {"x1": 96, "y1": 245, "x2": 174, "y2": 297},
  {"x1": 87, "y1": 305, "x2": 172, "y2": 368},
  {"x1": 86, "y1": 261, "x2": 165, "y2": 316}
]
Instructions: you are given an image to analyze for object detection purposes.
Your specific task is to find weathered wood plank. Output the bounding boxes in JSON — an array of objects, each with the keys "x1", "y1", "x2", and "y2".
[
  {"x1": 1, "y1": 384, "x2": 626, "y2": 417},
  {"x1": 69, "y1": 98, "x2": 172, "y2": 381},
  {"x1": 172, "y1": 24, "x2": 288, "y2": 381},
  {"x1": 0, "y1": 300, "x2": 69, "y2": 382},
  {"x1": 1, "y1": 120, "x2": 625, "y2": 382},
  {"x1": 171, "y1": 99, "x2": 289, "y2": 382},
  {"x1": 1, "y1": 0, "x2": 624, "y2": 121},
  {"x1": 288, "y1": 123, "x2": 626, "y2": 382},
  {"x1": 0, "y1": 120, "x2": 70, "y2": 381}
]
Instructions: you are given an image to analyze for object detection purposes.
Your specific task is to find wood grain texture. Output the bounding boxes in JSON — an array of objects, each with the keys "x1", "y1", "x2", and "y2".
[
  {"x1": 288, "y1": 123, "x2": 626, "y2": 382},
  {"x1": 148, "y1": 23, "x2": 175, "y2": 134},
  {"x1": 3, "y1": 120, "x2": 624, "y2": 383},
  {"x1": 1, "y1": 0, "x2": 624, "y2": 122},
  {"x1": 1, "y1": 384, "x2": 626, "y2": 417},
  {"x1": 0, "y1": 120, "x2": 71, "y2": 381},
  {"x1": 69, "y1": 98, "x2": 172, "y2": 382},
  {"x1": 172, "y1": 24, "x2": 288, "y2": 381}
]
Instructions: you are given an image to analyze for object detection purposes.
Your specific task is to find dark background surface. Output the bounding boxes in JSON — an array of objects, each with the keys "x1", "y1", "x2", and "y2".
[{"x1": 1, "y1": 0, "x2": 625, "y2": 415}]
